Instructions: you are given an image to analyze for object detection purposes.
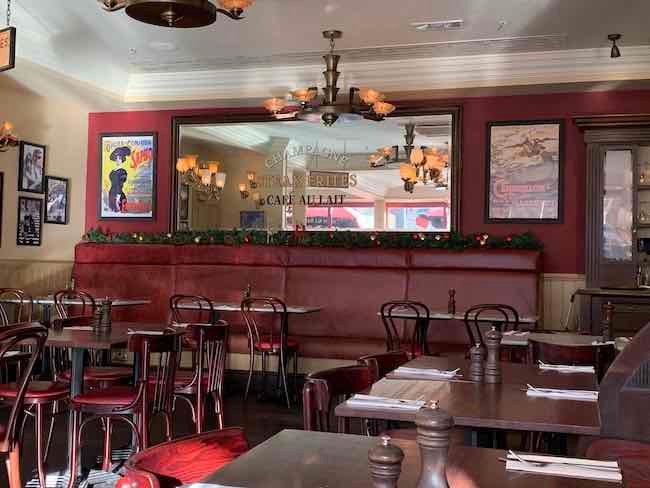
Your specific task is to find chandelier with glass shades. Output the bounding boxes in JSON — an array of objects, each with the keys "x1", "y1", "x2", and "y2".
[
  {"x1": 98, "y1": 0, "x2": 254, "y2": 28},
  {"x1": 367, "y1": 123, "x2": 449, "y2": 193},
  {"x1": 176, "y1": 155, "x2": 227, "y2": 200},
  {"x1": 263, "y1": 30, "x2": 396, "y2": 127}
]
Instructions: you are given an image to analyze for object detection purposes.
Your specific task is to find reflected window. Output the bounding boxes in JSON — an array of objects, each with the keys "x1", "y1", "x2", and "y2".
[
  {"x1": 602, "y1": 150, "x2": 633, "y2": 261},
  {"x1": 387, "y1": 203, "x2": 449, "y2": 232},
  {"x1": 306, "y1": 205, "x2": 375, "y2": 230}
]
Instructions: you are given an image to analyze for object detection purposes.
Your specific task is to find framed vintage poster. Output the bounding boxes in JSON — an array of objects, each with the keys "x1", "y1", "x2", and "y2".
[
  {"x1": 45, "y1": 176, "x2": 69, "y2": 224},
  {"x1": 485, "y1": 120, "x2": 564, "y2": 223},
  {"x1": 99, "y1": 133, "x2": 156, "y2": 219},
  {"x1": 18, "y1": 141, "x2": 46, "y2": 194},
  {"x1": 17, "y1": 196, "x2": 42, "y2": 246},
  {"x1": 240, "y1": 211, "x2": 265, "y2": 229},
  {"x1": 0, "y1": 27, "x2": 16, "y2": 73}
]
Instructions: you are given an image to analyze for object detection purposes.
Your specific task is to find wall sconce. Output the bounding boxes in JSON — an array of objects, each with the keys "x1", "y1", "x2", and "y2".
[
  {"x1": 252, "y1": 192, "x2": 264, "y2": 209},
  {"x1": 239, "y1": 183, "x2": 250, "y2": 200},
  {"x1": 0, "y1": 121, "x2": 19, "y2": 152},
  {"x1": 247, "y1": 171, "x2": 257, "y2": 189}
]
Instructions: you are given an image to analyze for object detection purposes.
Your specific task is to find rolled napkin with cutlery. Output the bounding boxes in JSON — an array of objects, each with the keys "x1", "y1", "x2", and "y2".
[
  {"x1": 537, "y1": 361, "x2": 595, "y2": 374},
  {"x1": 348, "y1": 394, "x2": 425, "y2": 411},
  {"x1": 504, "y1": 450, "x2": 622, "y2": 483},
  {"x1": 127, "y1": 328, "x2": 170, "y2": 336},
  {"x1": 525, "y1": 384, "x2": 598, "y2": 402},
  {"x1": 64, "y1": 326, "x2": 94, "y2": 331},
  {"x1": 392, "y1": 367, "x2": 461, "y2": 380}
]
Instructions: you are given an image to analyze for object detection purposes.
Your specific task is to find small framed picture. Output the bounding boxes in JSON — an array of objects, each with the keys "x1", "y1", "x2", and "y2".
[
  {"x1": 45, "y1": 176, "x2": 69, "y2": 224},
  {"x1": 0, "y1": 27, "x2": 16, "y2": 73},
  {"x1": 17, "y1": 196, "x2": 42, "y2": 246},
  {"x1": 18, "y1": 141, "x2": 46, "y2": 193},
  {"x1": 240, "y1": 211, "x2": 266, "y2": 229}
]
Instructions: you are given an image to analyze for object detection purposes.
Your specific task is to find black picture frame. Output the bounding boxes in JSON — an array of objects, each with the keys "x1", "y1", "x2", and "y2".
[
  {"x1": 17, "y1": 196, "x2": 42, "y2": 246},
  {"x1": 18, "y1": 141, "x2": 46, "y2": 194},
  {"x1": 44, "y1": 176, "x2": 69, "y2": 224},
  {"x1": 485, "y1": 119, "x2": 564, "y2": 223},
  {"x1": 98, "y1": 132, "x2": 157, "y2": 220},
  {"x1": 0, "y1": 27, "x2": 16, "y2": 73}
]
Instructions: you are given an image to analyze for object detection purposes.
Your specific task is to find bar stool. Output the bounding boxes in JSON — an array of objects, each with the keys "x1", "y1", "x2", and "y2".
[
  {"x1": 380, "y1": 300, "x2": 431, "y2": 356},
  {"x1": 0, "y1": 323, "x2": 48, "y2": 488},
  {"x1": 67, "y1": 329, "x2": 183, "y2": 488},
  {"x1": 241, "y1": 297, "x2": 298, "y2": 408}
]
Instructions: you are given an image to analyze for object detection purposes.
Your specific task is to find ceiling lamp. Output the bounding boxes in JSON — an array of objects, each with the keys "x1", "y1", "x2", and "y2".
[
  {"x1": 608, "y1": 34, "x2": 621, "y2": 58},
  {"x1": 263, "y1": 30, "x2": 397, "y2": 126},
  {"x1": 0, "y1": 121, "x2": 19, "y2": 152},
  {"x1": 98, "y1": 0, "x2": 254, "y2": 28},
  {"x1": 177, "y1": 156, "x2": 227, "y2": 200}
]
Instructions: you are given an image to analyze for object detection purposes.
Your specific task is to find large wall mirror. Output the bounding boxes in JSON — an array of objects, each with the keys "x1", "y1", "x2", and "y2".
[{"x1": 171, "y1": 106, "x2": 461, "y2": 233}]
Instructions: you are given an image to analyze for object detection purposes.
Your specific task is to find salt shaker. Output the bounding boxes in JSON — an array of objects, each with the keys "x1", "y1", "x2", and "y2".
[
  {"x1": 469, "y1": 343, "x2": 485, "y2": 382},
  {"x1": 368, "y1": 435, "x2": 404, "y2": 488},
  {"x1": 415, "y1": 400, "x2": 453, "y2": 488},
  {"x1": 484, "y1": 326, "x2": 502, "y2": 384}
]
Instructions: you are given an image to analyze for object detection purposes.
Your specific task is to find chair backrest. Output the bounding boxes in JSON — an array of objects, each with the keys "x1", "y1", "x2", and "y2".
[
  {"x1": 240, "y1": 297, "x2": 287, "y2": 348},
  {"x1": 358, "y1": 351, "x2": 409, "y2": 379},
  {"x1": 303, "y1": 365, "x2": 376, "y2": 432},
  {"x1": 49, "y1": 316, "x2": 95, "y2": 381},
  {"x1": 463, "y1": 304, "x2": 520, "y2": 346},
  {"x1": 0, "y1": 289, "x2": 33, "y2": 326},
  {"x1": 129, "y1": 330, "x2": 183, "y2": 416},
  {"x1": 178, "y1": 323, "x2": 228, "y2": 397},
  {"x1": 53, "y1": 289, "x2": 96, "y2": 319},
  {"x1": 528, "y1": 339, "x2": 613, "y2": 381},
  {"x1": 116, "y1": 427, "x2": 249, "y2": 488},
  {"x1": 169, "y1": 294, "x2": 216, "y2": 325},
  {"x1": 0, "y1": 323, "x2": 47, "y2": 452},
  {"x1": 380, "y1": 300, "x2": 430, "y2": 356}
]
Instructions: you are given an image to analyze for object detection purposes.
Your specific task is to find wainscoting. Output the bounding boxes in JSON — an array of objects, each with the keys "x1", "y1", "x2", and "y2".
[
  {"x1": 541, "y1": 273, "x2": 586, "y2": 331},
  {"x1": 0, "y1": 259, "x2": 73, "y2": 297}
]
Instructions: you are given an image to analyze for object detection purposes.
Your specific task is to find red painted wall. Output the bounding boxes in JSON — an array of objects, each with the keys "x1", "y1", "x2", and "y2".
[{"x1": 86, "y1": 89, "x2": 650, "y2": 274}]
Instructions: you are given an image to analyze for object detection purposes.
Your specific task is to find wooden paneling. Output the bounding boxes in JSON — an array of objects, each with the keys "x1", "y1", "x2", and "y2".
[
  {"x1": 541, "y1": 273, "x2": 586, "y2": 330},
  {"x1": 0, "y1": 259, "x2": 73, "y2": 296}
]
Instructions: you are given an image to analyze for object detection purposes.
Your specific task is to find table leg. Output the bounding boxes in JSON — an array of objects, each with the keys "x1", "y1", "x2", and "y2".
[
  {"x1": 416, "y1": 318, "x2": 431, "y2": 355},
  {"x1": 67, "y1": 348, "x2": 85, "y2": 481},
  {"x1": 42, "y1": 303, "x2": 52, "y2": 324}
]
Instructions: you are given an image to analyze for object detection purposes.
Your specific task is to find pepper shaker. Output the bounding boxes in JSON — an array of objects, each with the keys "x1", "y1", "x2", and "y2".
[
  {"x1": 415, "y1": 400, "x2": 453, "y2": 488},
  {"x1": 469, "y1": 342, "x2": 485, "y2": 382},
  {"x1": 484, "y1": 326, "x2": 502, "y2": 384},
  {"x1": 368, "y1": 435, "x2": 404, "y2": 488},
  {"x1": 447, "y1": 289, "x2": 456, "y2": 315}
]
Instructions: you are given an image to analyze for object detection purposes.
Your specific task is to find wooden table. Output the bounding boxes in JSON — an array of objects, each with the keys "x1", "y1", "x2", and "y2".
[
  {"x1": 177, "y1": 300, "x2": 321, "y2": 317},
  {"x1": 386, "y1": 356, "x2": 598, "y2": 390},
  {"x1": 501, "y1": 332, "x2": 605, "y2": 347},
  {"x1": 197, "y1": 429, "x2": 616, "y2": 488},
  {"x1": 335, "y1": 377, "x2": 600, "y2": 436}
]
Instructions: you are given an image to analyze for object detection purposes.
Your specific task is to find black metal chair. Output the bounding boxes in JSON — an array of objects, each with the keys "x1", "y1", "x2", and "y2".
[
  {"x1": 380, "y1": 300, "x2": 431, "y2": 356},
  {"x1": 463, "y1": 304, "x2": 520, "y2": 347},
  {"x1": 0, "y1": 289, "x2": 33, "y2": 326}
]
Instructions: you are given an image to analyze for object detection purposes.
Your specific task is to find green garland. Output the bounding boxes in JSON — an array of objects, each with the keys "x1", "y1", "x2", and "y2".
[{"x1": 82, "y1": 227, "x2": 543, "y2": 251}]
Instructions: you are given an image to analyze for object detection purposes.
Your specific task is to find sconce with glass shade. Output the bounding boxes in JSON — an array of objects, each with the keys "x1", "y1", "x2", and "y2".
[
  {"x1": 400, "y1": 163, "x2": 417, "y2": 193},
  {"x1": 0, "y1": 121, "x2": 19, "y2": 152},
  {"x1": 247, "y1": 171, "x2": 257, "y2": 189},
  {"x1": 238, "y1": 183, "x2": 249, "y2": 199},
  {"x1": 177, "y1": 156, "x2": 227, "y2": 200}
]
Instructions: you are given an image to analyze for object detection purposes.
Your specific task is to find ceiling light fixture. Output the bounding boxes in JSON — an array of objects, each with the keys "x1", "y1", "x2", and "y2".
[
  {"x1": 176, "y1": 155, "x2": 227, "y2": 200},
  {"x1": 608, "y1": 33, "x2": 621, "y2": 58},
  {"x1": 98, "y1": 0, "x2": 254, "y2": 28},
  {"x1": 263, "y1": 30, "x2": 396, "y2": 126}
]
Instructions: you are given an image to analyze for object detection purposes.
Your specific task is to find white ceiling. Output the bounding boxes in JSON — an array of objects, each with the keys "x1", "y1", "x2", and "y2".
[{"x1": 6, "y1": 0, "x2": 650, "y2": 104}]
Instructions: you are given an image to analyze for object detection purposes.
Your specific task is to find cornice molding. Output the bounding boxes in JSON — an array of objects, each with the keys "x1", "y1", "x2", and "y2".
[{"x1": 125, "y1": 45, "x2": 650, "y2": 103}]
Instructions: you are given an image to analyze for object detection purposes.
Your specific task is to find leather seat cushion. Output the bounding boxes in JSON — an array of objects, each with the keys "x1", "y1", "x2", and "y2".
[
  {"x1": 0, "y1": 381, "x2": 69, "y2": 400},
  {"x1": 62, "y1": 366, "x2": 132, "y2": 382},
  {"x1": 71, "y1": 386, "x2": 138, "y2": 407},
  {"x1": 255, "y1": 338, "x2": 298, "y2": 351}
]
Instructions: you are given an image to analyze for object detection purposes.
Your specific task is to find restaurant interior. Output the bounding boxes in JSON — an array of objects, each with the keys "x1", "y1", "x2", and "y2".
[{"x1": 2, "y1": 1, "x2": 650, "y2": 487}]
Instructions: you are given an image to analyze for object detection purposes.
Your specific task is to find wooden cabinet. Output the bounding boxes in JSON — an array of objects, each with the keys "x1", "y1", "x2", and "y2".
[{"x1": 576, "y1": 115, "x2": 650, "y2": 336}]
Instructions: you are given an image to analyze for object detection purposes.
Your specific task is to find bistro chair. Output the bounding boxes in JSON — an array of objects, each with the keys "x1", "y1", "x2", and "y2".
[
  {"x1": 173, "y1": 322, "x2": 228, "y2": 433},
  {"x1": 380, "y1": 300, "x2": 431, "y2": 356},
  {"x1": 463, "y1": 303, "x2": 520, "y2": 347},
  {"x1": 115, "y1": 427, "x2": 249, "y2": 488},
  {"x1": 358, "y1": 351, "x2": 409, "y2": 379},
  {"x1": 53, "y1": 288, "x2": 96, "y2": 319},
  {"x1": 528, "y1": 338, "x2": 615, "y2": 382},
  {"x1": 303, "y1": 365, "x2": 376, "y2": 433},
  {"x1": 67, "y1": 329, "x2": 183, "y2": 488},
  {"x1": 0, "y1": 323, "x2": 48, "y2": 488},
  {"x1": 0, "y1": 289, "x2": 34, "y2": 326},
  {"x1": 241, "y1": 297, "x2": 298, "y2": 409},
  {"x1": 170, "y1": 294, "x2": 217, "y2": 325},
  {"x1": 586, "y1": 439, "x2": 650, "y2": 488}
]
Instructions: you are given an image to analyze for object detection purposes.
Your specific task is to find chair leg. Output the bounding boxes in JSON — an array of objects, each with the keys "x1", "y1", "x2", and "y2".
[
  {"x1": 163, "y1": 412, "x2": 173, "y2": 442},
  {"x1": 35, "y1": 403, "x2": 47, "y2": 488},
  {"x1": 279, "y1": 350, "x2": 291, "y2": 409},
  {"x1": 261, "y1": 352, "x2": 268, "y2": 397},
  {"x1": 67, "y1": 410, "x2": 80, "y2": 488},
  {"x1": 293, "y1": 351, "x2": 298, "y2": 401},
  {"x1": 43, "y1": 401, "x2": 58, "y2": 464},
  {"x1": 214, "y1": 393, "x2": 224, "y2": 430},
  {"x1": 196, "y1": 392, "x2": 204, "y2": 435},
  {"x1": 101, "y1": 417, "x2": 112, "y2": 472},
  {"x1": 5, "y1": 444, "x2": 21, "y2": 488},
  {"x1": 244, "y1": 351, "x2": 255, "y2": 401}
]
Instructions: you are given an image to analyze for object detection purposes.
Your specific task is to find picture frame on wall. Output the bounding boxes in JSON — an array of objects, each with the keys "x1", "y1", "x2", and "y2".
[
  {"x1": 18, "y1": 141, "x2": 46, "y2": 194},
  {"x1": 17, "y1": 196, "x2": 42, "y2": 246},
  {"x1": 485, "y1": 120, "x2": 564, "y2": 223},
  {"x1": 240, "y1": 210, "x2": 266, "y2": 229},
  {"x1": 98, "y1": 132, "x2": 156, "y2": 220},
  {"x1": 45, "y1": 176, "x2": 69, "y2": 224},
  {"x1": 0, "y1": 26, "x2": 16, "y2": 73}
]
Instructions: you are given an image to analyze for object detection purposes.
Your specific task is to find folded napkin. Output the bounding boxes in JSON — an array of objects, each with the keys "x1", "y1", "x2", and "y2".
[
  {"x1": 592, "y1": 340, "x2": 616, "y2": 346},
  {"x1": 65, "y1": 326, "x2": 94, "y2": 331},
  {"x1": 347, "y1": 394, "x2": 425, "y2": 411},
  {"x1": 127, "y1": 329, "x2": 166, "y2": 335},
  {"x1": 538, "y1": 361, "x2": 595, "y2": 374},
  {"x1": 502, "y1": 330, "x2": 530, "y2": 337},
  {"x1": 392, "y1": 367, "x2": 461, "y2": 379},
  {"x1": 526, "y1": 384, "x2": 598, "y2": 402},
  {"x1": 505, "y1": 451, "x2": 621, "y2": 483}
]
